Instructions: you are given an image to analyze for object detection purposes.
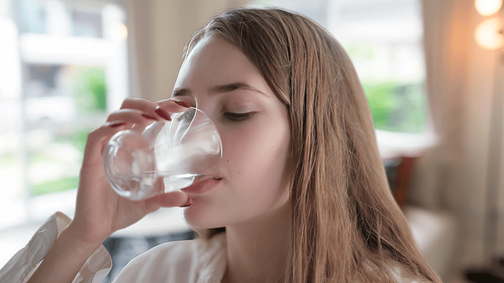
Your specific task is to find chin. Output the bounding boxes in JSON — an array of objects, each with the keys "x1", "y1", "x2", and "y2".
[{"x1": 182, "y1": 205, "x2": 227, "y2": 230}]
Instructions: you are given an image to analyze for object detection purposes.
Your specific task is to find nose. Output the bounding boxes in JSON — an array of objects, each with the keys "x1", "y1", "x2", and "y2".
[
  {"x1": 190, "y1": 97, "x2": 223, "y2": 143},
  {"x1": 193, "y1": 98, "x2": 215, "y2": 124}
]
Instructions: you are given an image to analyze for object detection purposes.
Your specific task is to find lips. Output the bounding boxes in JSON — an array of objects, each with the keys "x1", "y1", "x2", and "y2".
[{"x1": 181, "y1": 177, "x2": 222, "y2": 194}]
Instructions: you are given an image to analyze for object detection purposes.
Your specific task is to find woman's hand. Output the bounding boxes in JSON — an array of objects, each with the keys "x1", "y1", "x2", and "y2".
[
  {"x1": 68, "y1": 97, "x2": 192, "y2": 245},
  {"x1": 27, "y1": 98, "x2": 192, "y2": 283}
]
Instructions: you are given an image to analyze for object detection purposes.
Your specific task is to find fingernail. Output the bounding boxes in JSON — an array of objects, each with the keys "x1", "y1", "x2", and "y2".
[
  {"x1": 141, "y1": 113, "x2": 158, "y2": 121},
  {"x1": 180, "y1": 198, "x2": 192, "y2": 208},
  {"x1": 155, "y1": 106, "x2": 172, "y2": 121},
  {"x1": 109, "y1": 121, "x2": 126, "y2": 128},
  {"x1": 173, "y1": 100, "x2": 191, "y2": 108}
]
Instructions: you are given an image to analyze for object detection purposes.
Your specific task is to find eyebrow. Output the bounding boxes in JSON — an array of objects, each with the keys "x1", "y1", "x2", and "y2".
[{"x1": 172, "y1": 82, "x2": 268, "y2": 98}]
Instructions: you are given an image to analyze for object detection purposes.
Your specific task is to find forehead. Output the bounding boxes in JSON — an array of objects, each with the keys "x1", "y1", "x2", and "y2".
[{"x1": 175, "y1": 35, "x2": 259, "y2": 86}]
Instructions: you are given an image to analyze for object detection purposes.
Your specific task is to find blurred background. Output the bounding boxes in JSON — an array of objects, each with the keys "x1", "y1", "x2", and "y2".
[{"x1": 0, "y1": 0, "x2": 503, "y2": 282}]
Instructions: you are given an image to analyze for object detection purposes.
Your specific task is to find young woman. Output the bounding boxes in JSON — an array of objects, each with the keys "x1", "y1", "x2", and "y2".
[{"x1": 2, "y1": 7, "x2": 441, "y2": 283}]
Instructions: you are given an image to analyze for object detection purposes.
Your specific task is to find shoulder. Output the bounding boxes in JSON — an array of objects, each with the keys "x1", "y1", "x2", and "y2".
[
  {"x1": 113, "y1": 239, "x2": 200, "y2": 282},
  {"x1": 113, "y1": 233, "x2": 226, "y2": 283}
]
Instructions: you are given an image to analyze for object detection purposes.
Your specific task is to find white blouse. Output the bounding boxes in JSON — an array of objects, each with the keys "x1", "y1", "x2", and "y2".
[
  {"x1": 0, "y1": 212, "x2": 227, "y2": 283},
  {"x1": 0, "y1": 212, "x2": 421, "y2": 283}
]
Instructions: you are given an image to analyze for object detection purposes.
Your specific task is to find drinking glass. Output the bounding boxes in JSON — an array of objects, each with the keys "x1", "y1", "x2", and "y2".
[{"x1": 103, "y1": 107, "x2": 222, "y2": 200}]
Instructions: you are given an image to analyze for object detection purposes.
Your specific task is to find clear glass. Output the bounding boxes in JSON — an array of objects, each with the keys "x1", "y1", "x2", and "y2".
[{"x1": 103, "y1": 108, "x2": 222, "y2": 200}]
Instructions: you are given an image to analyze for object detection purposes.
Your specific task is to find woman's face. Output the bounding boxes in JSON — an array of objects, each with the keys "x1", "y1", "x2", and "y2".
[{"x1": 173, "y1": 35, "x2": 292, "y2": 229}]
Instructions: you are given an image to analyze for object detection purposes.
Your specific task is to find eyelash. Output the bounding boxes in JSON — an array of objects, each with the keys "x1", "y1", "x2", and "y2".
[{"x1": 224, "y1": 112, "x2": 253, "y2": 121}]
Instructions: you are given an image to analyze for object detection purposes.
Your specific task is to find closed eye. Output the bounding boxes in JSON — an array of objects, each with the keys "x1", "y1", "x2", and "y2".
[{"x1": 224, "y1": 112, "x2": 254, "y2": 121}]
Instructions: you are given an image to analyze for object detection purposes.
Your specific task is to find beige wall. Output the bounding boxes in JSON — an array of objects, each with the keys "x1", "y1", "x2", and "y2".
[{"x1": 126, "y1": 0, "x2": 249, "y2": 102}]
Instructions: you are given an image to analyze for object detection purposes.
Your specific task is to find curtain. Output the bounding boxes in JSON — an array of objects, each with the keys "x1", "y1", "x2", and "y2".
[{"x1": 414, "y1": 0, "x2": 503, "y2": 281}]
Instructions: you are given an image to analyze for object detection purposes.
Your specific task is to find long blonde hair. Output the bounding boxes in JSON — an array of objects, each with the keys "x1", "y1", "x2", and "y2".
[{"x1": 184, "y1": 8, "x2": 441, "y2": 283}]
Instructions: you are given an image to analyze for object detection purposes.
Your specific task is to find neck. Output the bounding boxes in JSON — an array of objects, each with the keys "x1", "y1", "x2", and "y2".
[{"x1": 222, "y1": 200, "x2": 291, "y2": 283}]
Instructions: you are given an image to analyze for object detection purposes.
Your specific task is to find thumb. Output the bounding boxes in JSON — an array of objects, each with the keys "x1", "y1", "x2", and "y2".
[{"x1": 145, "y1": 190, "x2": 191, "y2": 211}]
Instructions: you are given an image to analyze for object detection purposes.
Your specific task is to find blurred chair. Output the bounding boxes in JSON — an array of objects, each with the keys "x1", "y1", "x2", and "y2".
[{"x1": 385, "y1": 156, "x2": 457, "y2": 281}]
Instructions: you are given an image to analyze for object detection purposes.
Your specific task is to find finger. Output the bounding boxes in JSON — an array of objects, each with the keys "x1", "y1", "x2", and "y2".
[
  {"x1": 119, "y1": 97, "x2": 191, "y2": 121},
  {"x1": 156, "y1": 99, "x2": 192, "y2": 115},
  {"x1": 107, "y1": 108, "x2": 158, "y2": 123},
  {"x1": 144, "y1": 191, "x2": 191, "y2": 211},
  {"x1": 106, "y1": 109, "x2": 159, "y2": 132},
  {"x1": 82, "y1": 121, "x2": 127, "y2": 166},
  {"x1": 120, "y1": 97, "x2": 159, "y2": 117}
]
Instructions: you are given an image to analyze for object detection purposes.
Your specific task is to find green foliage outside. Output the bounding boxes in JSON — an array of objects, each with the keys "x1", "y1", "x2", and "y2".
[
  {"x1": 51, "y1": 128, "x2": 93, "y2": 154},
  {"x1": 0, "y1": 155, "x2": 16, "y2": 166},
  {"x1": 31, "y1": 66, "x2": 107, "y2": 196},
  {"x1": 30, "y1": 128, "x2": 90, "y2": 196},
  {"x1": 342, "y1": 42, "x2": 428, "y2": 133},
  {"x1": 31, "y1": 128, "x2": 95, "y2": 197},
  {"x1": 72, "y1": 67, "x2": 107, "y2": 113},
  {"x1": 30, "y1": 129, "x2": 88, "y2": 196},
  {"x1": 69, "y1": 128, "x2": 91, "y2": 153},
  {"x1": 362, "y1": 81, "x2": 427, "y2": 133},
  {"x1": 32, "y1": 176, "x2": 79, "y2": 196}
]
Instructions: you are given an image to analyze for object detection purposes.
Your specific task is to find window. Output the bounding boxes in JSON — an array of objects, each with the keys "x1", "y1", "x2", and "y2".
[
  {"x1": 71, "y1": 10, "x2": 103, "y2": 38},
  {"x1": 249, "y1": 0, "x2": 434, "y2": 157},
  {"x1": 24, "y1": 64, "x2": 107, "y2": 197},
  {"x1": 250, "y1": 0, "x2": 429, "y2": 134},
  {"x1": 0, "y1": 0, "x2": 128, "y2": 232},
  {"x1": 15, "y1": 0, "x2": 48, "y2": 34},
  {"x1": 330, "y1": 0, "x2": 427, "y2": 133}
]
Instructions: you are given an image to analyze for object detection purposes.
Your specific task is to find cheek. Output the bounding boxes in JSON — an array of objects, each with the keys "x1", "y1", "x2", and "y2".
[
  {"x1": 184, "y1": 121, "x2": 291, "y2": 230},
  {"x1": 220, "y1": 119, "x2": 291, "y2": 197}
]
